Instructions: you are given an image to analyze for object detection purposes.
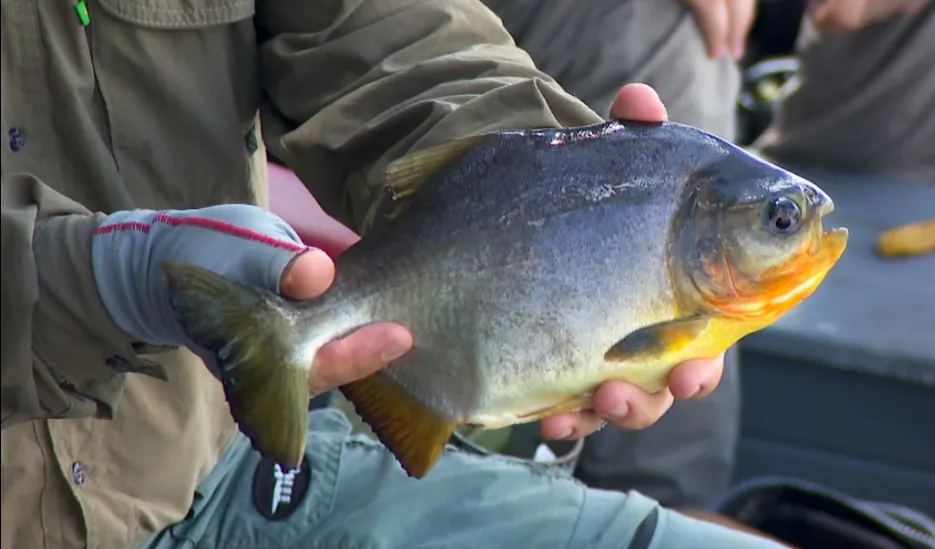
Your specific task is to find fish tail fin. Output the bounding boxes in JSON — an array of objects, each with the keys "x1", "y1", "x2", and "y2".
[
  {"x1": 340, "y1": 375, "x2": 457, "y2": 479},
  {"x1": 162, "y1": 261, "x2": 310, "y2": 471}
]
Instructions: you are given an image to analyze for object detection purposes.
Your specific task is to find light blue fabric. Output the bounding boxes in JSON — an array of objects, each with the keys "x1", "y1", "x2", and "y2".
[
  {"x1": 138, "y1": 409, "x2": 787, "y2": 549},
  {"x1": 91, "y1": 205, "x2": 307, "y2": 348}
]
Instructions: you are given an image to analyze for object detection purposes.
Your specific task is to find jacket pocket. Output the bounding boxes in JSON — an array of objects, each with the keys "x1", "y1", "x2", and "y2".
[
  {"x1": 94, "y1": 0, "x2": 255, "y2": 29},
  {"x1": 88, "y1": 0, "x2": 263, "y2": 209}
]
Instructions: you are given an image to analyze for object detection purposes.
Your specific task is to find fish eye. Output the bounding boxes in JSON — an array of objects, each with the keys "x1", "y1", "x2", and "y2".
[{"x1": 765, "y1": 196, "x2": 802, "y2": 235}]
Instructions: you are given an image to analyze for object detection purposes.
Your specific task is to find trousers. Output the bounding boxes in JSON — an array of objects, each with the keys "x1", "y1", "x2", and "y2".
[{"x1": 138, "y1": 409, "x2": 786, "y2": 549}]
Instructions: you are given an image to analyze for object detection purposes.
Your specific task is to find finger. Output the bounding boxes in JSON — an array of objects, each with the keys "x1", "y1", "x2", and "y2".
[
  {"x1": 609, "y1": 83, "x2": 668, "y2": 122},
  {"x1": 810, "y1": 0, "x2": 866, "y2": 34},
  {"x1": 540, "y1": 410, "x2": 606, "y2": 440},
  {"x1": 592, "y1": 380, "x2": 675, "y2": 430},
  {"x1": 667, "y1": 355, "x2": 725, "y2": 399},
  {"x1": 901, "y1": 0, "x2": 929, "y2": 17},
  {"x1": 280, "y1": 248, "x2": 336, "y2": 299},
  {"x1": 689, "y1": 0, "x2": 729, "y2": 58},
  {"x1": 309, "y1": 322, "x2": 413, "y2": 395},
  {"x1": 727, "y1": 0, "x2": 757, "y2": 60}
]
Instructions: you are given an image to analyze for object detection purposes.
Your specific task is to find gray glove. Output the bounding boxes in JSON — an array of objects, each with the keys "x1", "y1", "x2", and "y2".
[
  {"x1": 91, "y1": 204, "x2": 308, "y2": 349},
  {"x1": 91, "y1": 204, "x2": 314, "y2": 470}
]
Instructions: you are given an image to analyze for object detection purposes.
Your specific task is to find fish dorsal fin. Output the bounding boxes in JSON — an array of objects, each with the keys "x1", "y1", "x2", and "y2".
[
  {"x1": 340, "y1": 374, "x2": 458, "y2": 479},
  {"x1": 604, "y1": 315, "x2": 711, "y2": 363},
  {"x1": 384, "y1": 136, "x2": 486, "y2": 200}
]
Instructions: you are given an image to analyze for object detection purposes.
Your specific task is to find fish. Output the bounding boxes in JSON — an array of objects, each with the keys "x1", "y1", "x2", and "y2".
[{"x1": 161, "y1": 120, "x2": 848, "y2": 479}]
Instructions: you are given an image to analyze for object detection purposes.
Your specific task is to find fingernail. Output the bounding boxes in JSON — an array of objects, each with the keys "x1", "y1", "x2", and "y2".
[
  {"x1": 557, "y1": 427, "x2": 574, "y2": 439},
  {"x1": 380, "y1": 343, "x2": 408, "y2": 362},
  {"x1": 608, "y1": 402, "x2": 629, "y2": 421}
]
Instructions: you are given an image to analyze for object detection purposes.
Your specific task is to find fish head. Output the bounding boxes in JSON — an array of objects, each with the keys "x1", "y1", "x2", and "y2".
[{"x1": 671, "y1": 152, "x2": 848, "y2": 322}]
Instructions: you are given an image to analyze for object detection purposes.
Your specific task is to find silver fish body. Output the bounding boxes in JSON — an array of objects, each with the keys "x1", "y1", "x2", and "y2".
[{"x1": 163, "y1": 120, "x2": 847, "y2": 477}]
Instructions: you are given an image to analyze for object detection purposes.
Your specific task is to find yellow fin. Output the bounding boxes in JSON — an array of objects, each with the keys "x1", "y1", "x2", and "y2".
[
  {"x1": 340, "y1": 375, "x2": 457, "y2": 479},
  {"x1": 384, "y1": 136, "x2": 486, "y2": 200},
  {"x1": 162, "y1": 261, "x2": 310, "y2": 471},
  {"x1": 605, "y1": 315, "x2": 711, "y2": 363},
  {"x1": 515, "y1": 394, "x2": 594, "y2": 422}
]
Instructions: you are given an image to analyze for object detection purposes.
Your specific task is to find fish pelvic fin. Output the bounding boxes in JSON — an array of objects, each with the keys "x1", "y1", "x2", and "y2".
[
  {"x1": 340, "y1": 375, "x2": 457, "y2": 479},
  {"x1": 604, "y1": 315, "x2": 712, "y2": 365},
  {"x1": 515, "y1": 394, "x2": 594, "y2": 423},
  {"x1": 383, "y1": 136, "x2": 486, "y2": 208},
  {"x1": 162, "y1": 261, "x2": 309, "y2": 472}
]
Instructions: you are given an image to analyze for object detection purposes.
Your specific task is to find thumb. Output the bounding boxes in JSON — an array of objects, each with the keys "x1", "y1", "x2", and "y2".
[
  {"x1": 609, "y1": 84, "x2": 669, "y2": 123},
  {"x1": 280, "y1": 248, "x2": 336, "y2": 299}
]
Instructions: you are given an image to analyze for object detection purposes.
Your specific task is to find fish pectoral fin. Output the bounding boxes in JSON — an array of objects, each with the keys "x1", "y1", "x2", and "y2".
[
  {"x1": 515, "y1": 394, "x2": 594, "y2": 422},
  {"x1": 384, "y1": 136, "x2": 486, "y2": 201},
  {"x1": 604, "y1": 315, "x2": 712, "y2": 363},
  {"x1": 340, "y1": 374, "x2": 458, "y2": 479},
  {"x1": 162, "y1": 261, "x2": 310, "y2": 472}
]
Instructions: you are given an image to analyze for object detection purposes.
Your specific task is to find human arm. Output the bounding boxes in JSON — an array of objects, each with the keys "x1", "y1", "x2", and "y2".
[
  {"x1": 256, "y1": 0, "x2": 602, "y2": 233},
  {"x1": 808, "y1": 0, "x2": 930, "y2": 34},
  {"x1": 1, "y1": 171, "x2": 407, "y2": 437},
  {"x1": 267, "y1": 161, "x2": 360, "y2": 259},
  {"x1": 0, "y1": 174, "x2": 164, "y2": 427}
]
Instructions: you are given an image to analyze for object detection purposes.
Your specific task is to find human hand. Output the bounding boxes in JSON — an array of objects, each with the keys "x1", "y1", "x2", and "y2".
[
  {"x1": 683, "y1": 0, "x2": 757, "y2": 60},
  {"x1": 807, "y1": 0, "x2": 929, "y2": 35},
  {"x1": 90, "y1": 204, "x2": 411, "y2": 398},
  {"x1": 266, "y1": 162, "x2": 414, "y2": 395},
  {"x1": 539, "y1": 83, "x2": 727, "y2": 440},
  {"x1": 282, "y1": 252, "x2": 413, "y2": 396}
]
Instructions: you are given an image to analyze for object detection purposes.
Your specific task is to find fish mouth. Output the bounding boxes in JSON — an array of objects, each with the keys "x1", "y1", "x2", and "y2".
[
  {"x1": 766, "y1": 226, "x2": 847, "y2": 310},
  {"x1": 754, "y1": 225, "x2": 848, "y2": 317},
  {"x1": 702, "y1": 224, "x2": 848, "y2": 321}
]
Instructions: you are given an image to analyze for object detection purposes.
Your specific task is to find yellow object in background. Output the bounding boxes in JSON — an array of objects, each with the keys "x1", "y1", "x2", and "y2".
[{"x1": 877, "y1": 218, "x2": 935, "y2": 258}]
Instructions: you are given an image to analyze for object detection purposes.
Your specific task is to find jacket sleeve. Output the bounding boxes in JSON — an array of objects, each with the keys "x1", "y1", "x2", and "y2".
[
  {"x1": 257, "y1": 0, "x2": 604, "y2": 234},
  {"x1": 1, "y1": 174, "x2": 166, "y2": 428}
]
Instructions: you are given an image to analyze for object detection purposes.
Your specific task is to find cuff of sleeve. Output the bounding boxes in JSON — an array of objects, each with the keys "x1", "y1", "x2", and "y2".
[{"x1": 32, "y1": 214, "x2": 168, "y2": 418}]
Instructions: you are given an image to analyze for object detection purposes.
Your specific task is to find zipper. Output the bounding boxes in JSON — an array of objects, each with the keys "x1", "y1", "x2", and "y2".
[
  {"x1": 71, "y1": 0, "x2": 118, "y2": 164},
  {"x1": 74, "y1": 0, "x2": 90, "y2": 26}
]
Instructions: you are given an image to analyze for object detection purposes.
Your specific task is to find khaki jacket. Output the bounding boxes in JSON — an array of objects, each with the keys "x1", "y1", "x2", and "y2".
[{"x1": 0, "y1": 1, "x2": 600, "y2": 548}]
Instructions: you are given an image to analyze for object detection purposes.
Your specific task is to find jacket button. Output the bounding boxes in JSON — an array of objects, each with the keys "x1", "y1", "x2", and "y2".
[
  {"x1": 244, "y1": 130, "x2": 258, "y2": 155},
  {"x1": 105, "y1": 355, "x2": 132, "y2": 372},
  {"x1": 71, "y1": 461, "x2": 86, "y2": 485},
  {"x1": 8, "y1": 127, "x2": 25, "y2": 152}
]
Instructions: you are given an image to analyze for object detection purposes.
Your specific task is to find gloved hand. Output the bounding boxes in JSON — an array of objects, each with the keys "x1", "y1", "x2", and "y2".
[
  {"x1": 90, "y1": 204, "x2": 412, "y2": 470},
  {"x1": 92, "y1": 205, "x2": 309, "y2": 352}
]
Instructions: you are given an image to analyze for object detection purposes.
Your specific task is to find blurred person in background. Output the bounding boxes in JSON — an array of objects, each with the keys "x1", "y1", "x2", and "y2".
[
  {"x1": 478, "y1": 0, "x2": 757, "y2": 509},
  {"x1": 757, "y1": 0, "x2": 935, "y2": 183}
]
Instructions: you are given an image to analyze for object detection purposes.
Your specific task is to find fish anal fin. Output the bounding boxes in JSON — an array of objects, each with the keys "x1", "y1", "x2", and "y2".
[
  {"x1": 340, "y1": 375, "x2": 457, "y2": 479},
  {"x1": 384, "y1": 136, "x2": 486, "y2": 200},
  {"x1": 604, "y1": 315, "x2": 711, "y2": 363}
]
